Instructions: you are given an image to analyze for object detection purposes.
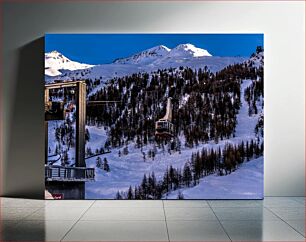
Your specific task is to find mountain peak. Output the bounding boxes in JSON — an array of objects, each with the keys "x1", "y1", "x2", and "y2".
[
  {"x1": 171, "y1": 43, "x2": 212, "y2": 57},
  {"x1": 114, "y1": 45, "x2": 171, "y2": 64},
  {"x1": 153, "y1": 45, "x2": 171, "y2": 52},
  {"x1": 142, "y1": 45, "x2": 171, "y2": 56},
  {"x1": 113, "y1": 43, "x2": 212, "y2": 64},
  {"x1": 45, "y1": 50, "x2": 67, "y2": 59},
  {"x1": 175, "y1": 43, "x2": 195, "y2": 49},
  {"x1": 50, "y1": 50, "x2": 60, "y2": 54},
  {"x1": 45, "y1": 51, "x2": 93, "y2": 77}
]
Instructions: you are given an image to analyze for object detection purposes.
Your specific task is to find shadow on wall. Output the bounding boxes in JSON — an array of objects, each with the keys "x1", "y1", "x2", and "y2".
[
  {"x1": 4, "y1": 37, "x2": 45, "y2": 199},
  {"x1": 1, "y1": 218, "x2": 46, "y2": 241}
]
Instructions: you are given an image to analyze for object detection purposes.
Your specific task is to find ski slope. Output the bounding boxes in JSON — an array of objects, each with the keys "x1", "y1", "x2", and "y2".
[
  {"x1": 84, "y1": 78, "x2": 263, "y2": 199},
  {"x1": 45, "y1": 45, "x2": 264, "y2": 199},
  {"x1": 166, "y1": 156, "x2": 263, "y2": 199},
  {"x1": 46, "y1": 77, "x2": 263, "y2": 199}
]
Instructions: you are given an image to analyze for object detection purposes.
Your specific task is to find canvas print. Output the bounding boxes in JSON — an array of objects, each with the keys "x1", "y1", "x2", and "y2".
[{"x1": 45, "y1": 34, "x2": 264, "y2": 199}]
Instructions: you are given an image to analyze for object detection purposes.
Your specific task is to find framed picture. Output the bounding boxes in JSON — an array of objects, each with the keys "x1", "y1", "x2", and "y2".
[{"x1": 45, "y1": 34, "x2": 264, "y2": 199}]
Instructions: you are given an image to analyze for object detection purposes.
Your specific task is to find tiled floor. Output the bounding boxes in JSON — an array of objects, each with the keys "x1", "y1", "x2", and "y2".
[{"x1": 0, "y1": 197, "x2": 304, "y2": 241}]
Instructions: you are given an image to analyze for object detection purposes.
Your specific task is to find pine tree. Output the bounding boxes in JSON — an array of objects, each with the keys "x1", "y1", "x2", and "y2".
[
  {"x1": 246, "y1": 141, "x2": 250, "y2": 161},
  {"x1": 183, "y1": 163, "x2": 192, "y2": 187},
  {"x1": 177, "y1": 191, "x2": 184, "y2": 199},
  {"x1": 55, "y1": 144, "x2": 60, "y2": 155},
  {"x1": 142, "y1": 151, "x2": 146, "y2": 162},
  {"x1": 86, "y1": 147, "x2": 93, "y2": 157},
  {"x1": 96, "y1": 156, "x2": 102, "y2": 168},
  {"x1": 141, "y1": 174, "x2": 148, "y2": 199},
  {"x1": 115, "y1": 191, "x2": 122, "y2": 199},
  {"x1": 127, "y1": 186, "x2": 133, "y2": 199},
  {"x1": 103, "y1": 158, "x2": 110, "y2": 172},
  {"x1": 123, "y1": 146, "x2": 129, "y2": 156},
  {"x1": 163, "y1": 169, "x2": 170, "y2": 193},
  {"x1": 134, "y1": 186, "x2": 139, "y2": 199},
  {"x1": 85, "y1": 128, "x2": 90, "y2": 142}
]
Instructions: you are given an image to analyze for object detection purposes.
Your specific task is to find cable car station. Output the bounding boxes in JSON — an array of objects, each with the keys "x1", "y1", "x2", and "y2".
[{"x1": 45, "y1": 81, "x2": 95, "y2": 181}]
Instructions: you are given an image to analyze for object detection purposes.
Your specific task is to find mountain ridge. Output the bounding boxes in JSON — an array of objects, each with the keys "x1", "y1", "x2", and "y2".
[
  {"x1": 45, "y1": 50, "x2": 94, "y2": 76},
  {"x1": 113, "y1": 43, "x2": 212, "y2": 64}
]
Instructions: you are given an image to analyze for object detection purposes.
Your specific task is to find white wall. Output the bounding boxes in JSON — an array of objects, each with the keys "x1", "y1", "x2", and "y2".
[{"x1": 1, "y1": 1, "x2": 305, "y2": 197}]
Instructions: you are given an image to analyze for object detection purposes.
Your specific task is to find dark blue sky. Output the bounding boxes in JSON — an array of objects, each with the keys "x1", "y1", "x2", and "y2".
[{"x1": 45, "y1": 34, "x2": 263, "y2": 65}]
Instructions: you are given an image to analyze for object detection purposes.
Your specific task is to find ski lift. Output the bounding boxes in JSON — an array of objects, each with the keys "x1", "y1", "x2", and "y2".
[
  {"x1": 155, "y1": 120, "x2": 174, "y2": 137},
  {"x1": 155, "y1": 97, "x2": 174, "y2": 138}
]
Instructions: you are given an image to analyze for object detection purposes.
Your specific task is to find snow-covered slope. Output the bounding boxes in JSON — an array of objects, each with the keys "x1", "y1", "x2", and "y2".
[
  {"x1": 83, "y1": 76, "x2": 263, "y2": 199},
  {"x1": 167, "y1": 156, "x2": 263, "y2": 199},
  {"x1": 114, "y1": 43, "x2": 211, "y2": 64},
  {"x1": 168, "y1": 43, "x2": 212, "y2": 58},
  {"x1": 114, "y1": 45, "x2": 171, "y2": 64},
  {"x1": 45, "y1": 49, "x2": 246, "y2": 95},
  {"x1": 45, "y1": 43, "x2": 245, "y2": 90},
  {"x1": 46, "y1": 47, "x2": 264, "y2": 199},
  {"x1": 46, "y1": 56, "x2": 245, "y2": 94},
  {"x1": 47, "y1": 76, "x2": 264, "y2": 199},
  {"x1": 248, "y1": 49, "x2": 264, "y2": 68},
  {"x1": 45, "y1": 51, "x2": 94, "y2": 76}
]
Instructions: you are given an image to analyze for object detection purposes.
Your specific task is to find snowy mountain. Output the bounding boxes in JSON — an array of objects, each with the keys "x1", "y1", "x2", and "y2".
[
  {"x1": 45, "y1": 50, "x2": 94, "y2": 76},
  {"x1": 46, "y1": 46, "x2": 264, "y2": 199},
  {"x1": 114, "y1": 45, "x2": 171, "y2": 64},
  {"x1": 114, "y1": 43, "x2": 211, "y2": 64},
  {"x1": 248, "y1": 47, "x2": 264, "y2": 68},
  {"x1": 168, "y1": 43, "x2": 212, "y2": 58},
  {"x1": 45, "y1": 44, "x2": 246, "y2": 94}
]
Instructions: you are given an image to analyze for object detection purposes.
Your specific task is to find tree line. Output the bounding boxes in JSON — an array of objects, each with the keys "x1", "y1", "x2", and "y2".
[
  {"x1": 115, "y1": 139, "x2": 263, "y2": 199},
  {"x1": 87, "y1": 57, "x2": 262, "y2": 148}
]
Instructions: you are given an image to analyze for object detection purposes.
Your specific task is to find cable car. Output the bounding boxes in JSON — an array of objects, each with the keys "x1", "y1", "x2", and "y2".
[
  {"x1": 155, "y1": 119, "x2": 174, "y2": 137},
  {"x1": 155, "y1": 98, "x2": 174, "y2": 138}
]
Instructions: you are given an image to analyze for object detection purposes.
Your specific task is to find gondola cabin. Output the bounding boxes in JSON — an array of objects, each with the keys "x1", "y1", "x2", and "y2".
[
  {"x1": 155, "y1": 97, "x2": 174, "y2": 138},
  {"x1": 155, "y1": 119, "x2": 174, "y2": 137}
]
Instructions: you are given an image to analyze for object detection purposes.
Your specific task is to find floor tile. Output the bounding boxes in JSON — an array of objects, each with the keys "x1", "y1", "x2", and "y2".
[
  {"x1": 92, "y1": 200, "x2": 163, "y2": 208},
  {"x1": 0, "y1": 207, "x2": 40, "y2": 220},
  {"x1": 268, "y1": 207, "x2": 305, "y2": 220},
  {"x1": 1, "y1": 220, "x2": 75, "y2": 241},
  {"x1": 165, "y1": 207, "x2": 217, "y2": 221},
  {"x1": 167, "y1": 220, "x2": 230, "y2": 241},
  {"x1": 212, "y1": 207, "x2": 279, "y2": 221},
  {"x1": 0, "y1": 197, "x2": 304, "y2": 242},
  {"x1": 0, "y1": 198, "x2": 45, "y2": 208},
  {"x1": 264, "y1": 197, "x2": 304, "y2": 207},
  {"x1": 0, "y1": 220, "x2": 20, "y2": 239},
  {"x1": 291, "y1": 197, "x2": 305, "y2": 206},
  {"x1": 62, "y1": 220, "x2": 168, "y2": 241},
  {"x1": 208, "y1": 199, "x2": 263, "y2": 208},
  {"x1": 25, "y1": 207, "x2": 88, "y2": 221},
  {"x1": 81, "y1": 207, "x2": 165, "y2": 221},
  {"x1": 163, "y1": 200, "x2": 209, "y2": 208},
  {"x1": 286, "y1": 220, "x2": 305, "y2": 237},
  {"x1": 221, "y1": 220, "x2": 305, "y2": 241}
]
